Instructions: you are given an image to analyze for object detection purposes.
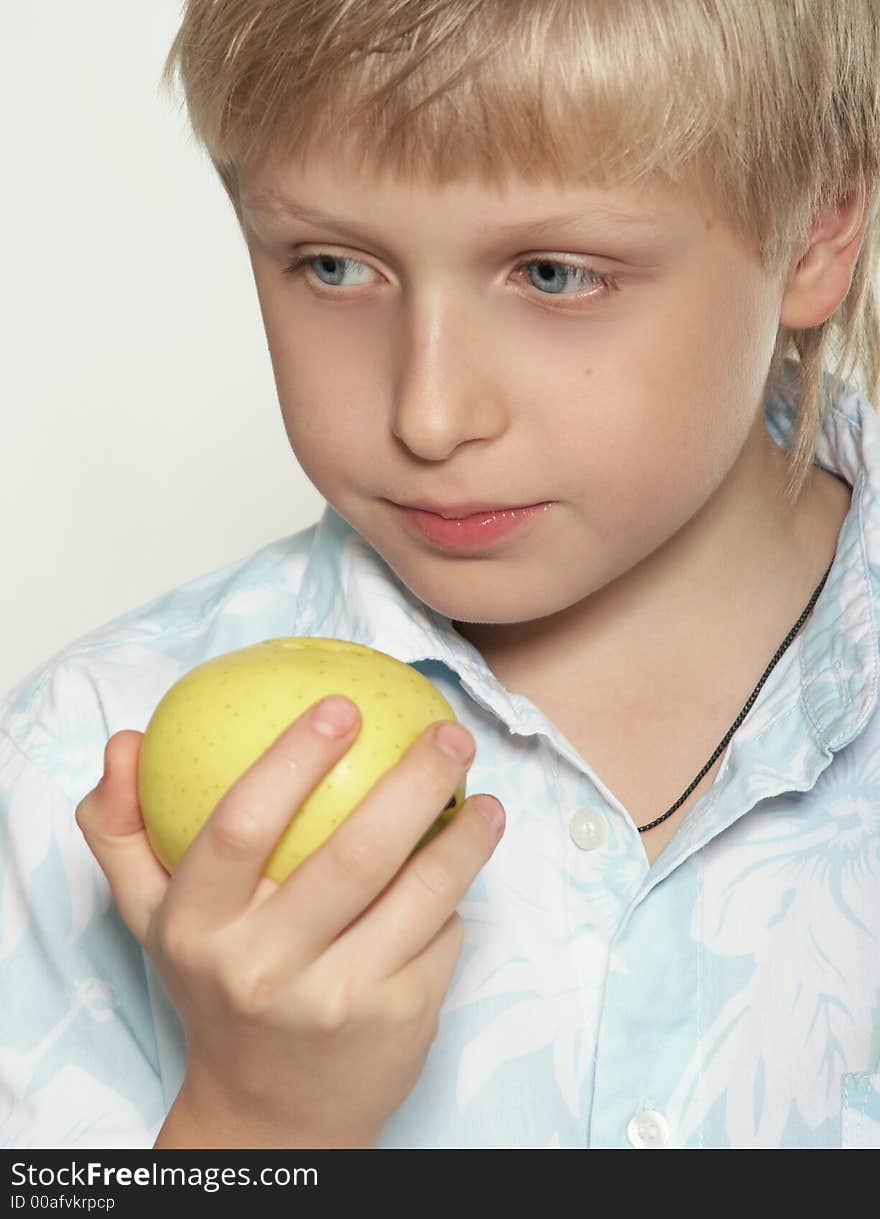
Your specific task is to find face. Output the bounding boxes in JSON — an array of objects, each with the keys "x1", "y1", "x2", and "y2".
[{"x1": 237, "y1": 147, "x2": 792, "y2": 646}]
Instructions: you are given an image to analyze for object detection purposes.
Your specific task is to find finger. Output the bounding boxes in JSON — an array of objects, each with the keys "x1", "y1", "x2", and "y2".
[
  {"x1": 327, "y1": 793, "x2": 503, "y2": 979},
  {"x1": 379, "y1": 911, "x2": 466, "y2": 1026},
  {"x1": 165, "y1": 695, "x2": 361, "y2": 929},
  {"x1": 75, "y1": 730, "x2": 170, "y2": 945},
  {"x1": 248, "y1": 720, "x2": 475, "y2": 966}
]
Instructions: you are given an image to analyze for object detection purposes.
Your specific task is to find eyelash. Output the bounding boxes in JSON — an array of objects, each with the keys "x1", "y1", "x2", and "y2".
[{"x1": 281, "y1": 250, "x2": 622, "y2": 308}]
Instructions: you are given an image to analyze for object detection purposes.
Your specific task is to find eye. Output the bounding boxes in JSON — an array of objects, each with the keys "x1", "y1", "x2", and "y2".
[
  {"x1": 282, "y1": 250, "x2": 622, "y2": 308},
  {"x1": 284, "y1": 252, "x2": 375, "y2": 289},
  {"x1": 511, "y1": 258, "x2": 622, "y2": 303}
]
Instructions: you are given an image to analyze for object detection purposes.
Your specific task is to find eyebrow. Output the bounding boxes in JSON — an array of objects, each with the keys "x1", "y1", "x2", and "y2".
[{"x1": 242, "y1": 189, "x2": 665, "y2": 244}]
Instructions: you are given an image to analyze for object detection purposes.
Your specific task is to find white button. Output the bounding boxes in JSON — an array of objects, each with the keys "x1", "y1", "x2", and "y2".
[
  {"x1": 569, "y1": 808, "x2": 607, "y2": 851},
  {"x1": 627, "y1": 1109, "x2": 670, "y2": 1148}
]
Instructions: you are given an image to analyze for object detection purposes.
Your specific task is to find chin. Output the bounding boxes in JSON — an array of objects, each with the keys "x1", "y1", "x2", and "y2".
[{"x1": 404, "y1": 565, "x2": 561, "y2": 626}]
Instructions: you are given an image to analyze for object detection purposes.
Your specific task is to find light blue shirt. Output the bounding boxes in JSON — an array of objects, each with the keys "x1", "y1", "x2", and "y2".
[{"x1": 2, "y1": 358, "x2": 879, "y2": 1149}]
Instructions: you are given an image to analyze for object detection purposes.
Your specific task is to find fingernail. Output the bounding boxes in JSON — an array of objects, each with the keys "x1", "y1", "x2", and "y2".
[
  {"x1": 477, "y1": 796, "x2": 505, "y2": 833},
  {"x1": 311, "y1": 695, "x2": 358, "y2": 737},
  {"x1": 435, "y1": 723, "x2": 475, "y2": 765}
]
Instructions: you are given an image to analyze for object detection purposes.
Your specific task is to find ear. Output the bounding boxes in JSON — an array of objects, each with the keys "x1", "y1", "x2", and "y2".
[{"x1": 779, "y1": 186, "x2": 872, "y2": 329}]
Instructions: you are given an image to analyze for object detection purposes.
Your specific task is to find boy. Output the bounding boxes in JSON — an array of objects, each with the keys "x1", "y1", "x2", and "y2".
[{"x1": 2, "y1": 0, "x2": 879, "y2": 1148}]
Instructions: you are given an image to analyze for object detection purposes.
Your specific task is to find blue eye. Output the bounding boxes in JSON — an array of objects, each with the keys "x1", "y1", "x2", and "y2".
[
  {"x1": 521, "y1": 259, "x2": 616, "y2": 297},
  {"x1": 282, "y1": 251, "x2": 622, "y2": 305},
  {"x1": 286, "y1": 253, "x2": 372, "y2": 288}
]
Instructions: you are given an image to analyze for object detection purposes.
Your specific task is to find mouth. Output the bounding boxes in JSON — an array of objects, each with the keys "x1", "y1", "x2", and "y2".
[{"x1": 389, "y1": 499, "x2": 556, "y2": 554}]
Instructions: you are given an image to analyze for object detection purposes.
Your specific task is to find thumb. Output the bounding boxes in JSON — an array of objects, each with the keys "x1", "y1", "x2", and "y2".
[{"x1": 76, "y1": 729, "x2": 170, "y2": 945}]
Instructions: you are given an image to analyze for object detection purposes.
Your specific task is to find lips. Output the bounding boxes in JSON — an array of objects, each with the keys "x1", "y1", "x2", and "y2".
[{"x1": 391, "y1": 500, "x2": 555, "y2": 553}]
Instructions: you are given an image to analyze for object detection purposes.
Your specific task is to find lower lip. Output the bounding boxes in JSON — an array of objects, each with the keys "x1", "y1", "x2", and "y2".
[{"x1": 392, "y1": 501, "x2": 555, "y2": 553}]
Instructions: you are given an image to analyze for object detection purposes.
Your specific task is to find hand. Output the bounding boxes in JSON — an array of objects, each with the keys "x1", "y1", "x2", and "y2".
[{"x1": 75, "y1": 695, "x2": 505, "y2": 1148}]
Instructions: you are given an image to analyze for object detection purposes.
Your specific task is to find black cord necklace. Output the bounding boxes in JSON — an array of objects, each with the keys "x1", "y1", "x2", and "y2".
[{"x1": 637, "y1": 559, "x2": 834, "y2": 833}]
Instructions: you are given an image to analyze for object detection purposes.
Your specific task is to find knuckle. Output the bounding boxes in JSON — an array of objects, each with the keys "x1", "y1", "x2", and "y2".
[
  {"x1": 74, "y1": 798, "x2": 90, "y2": 834},
  {"x1": 153, "y1": 914, "x2": 199, "y2": 974},
  {"x1": 327, "y1": 823, "x2": 386, "y2": 885},
  {"x1": 301, "y1": 973, "x2": 352, "y2": 1034},
  {"x1": 210, "y1": 804, "x2": 261, "y2": 856},
  {"x1": 411, "y1": 853, "x2": 456, "y2": 900},
  {"x1": 74, "y1": 789, "x2": 101, "y2": 836},
  {"x1": 217, "y1": 958, "x2": 279, "y2": 1017}
]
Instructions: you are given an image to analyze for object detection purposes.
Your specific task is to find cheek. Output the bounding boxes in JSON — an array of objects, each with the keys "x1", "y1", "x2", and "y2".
[
  {"x1": 261, "y1": 307, "x2": 383, "y2": 470},
  {"x1": 578, "y1": 313, "x2": 760, "y2": 541},
  {"x1": 279, "y1": 396, "x2": 368, "y2": 485}
]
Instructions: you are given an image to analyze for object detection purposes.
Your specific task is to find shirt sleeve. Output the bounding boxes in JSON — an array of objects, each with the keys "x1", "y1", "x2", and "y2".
[{"x1": 0, "y1": 727, "x2": 166, "y2": 1148}]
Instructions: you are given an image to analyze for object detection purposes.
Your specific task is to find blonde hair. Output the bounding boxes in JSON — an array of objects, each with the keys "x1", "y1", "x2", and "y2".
[{"x1": 160, "y1": 0, "x2": 880, "y2": 505}]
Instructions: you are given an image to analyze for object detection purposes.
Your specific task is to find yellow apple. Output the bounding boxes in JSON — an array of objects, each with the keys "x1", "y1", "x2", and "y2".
[{"x1": 136, "y1": 636, "x2": 468, "y2": 884}]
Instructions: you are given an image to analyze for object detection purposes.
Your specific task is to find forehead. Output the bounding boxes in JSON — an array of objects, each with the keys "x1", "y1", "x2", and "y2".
[{"x1": 238, "y1": 149, "x2": 697, "y2": 240}]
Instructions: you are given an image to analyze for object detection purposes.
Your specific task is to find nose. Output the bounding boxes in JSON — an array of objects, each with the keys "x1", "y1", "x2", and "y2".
[{"x1": 390, "y1": 292, "x2": 508, "y2": 461}]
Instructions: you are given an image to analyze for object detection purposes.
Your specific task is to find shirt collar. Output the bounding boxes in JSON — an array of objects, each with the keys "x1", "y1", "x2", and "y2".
[
  {"x1": 293, "y1": 358, "x2": 879, "y2": 756},
  {"x1": 771, "y1": 359, "x2": 879, "y2": 751}
]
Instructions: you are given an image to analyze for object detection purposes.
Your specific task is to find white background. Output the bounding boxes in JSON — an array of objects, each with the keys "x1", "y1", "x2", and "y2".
[{"x1": 2, "y1": 2, "x2": 325, "y2": 698}]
